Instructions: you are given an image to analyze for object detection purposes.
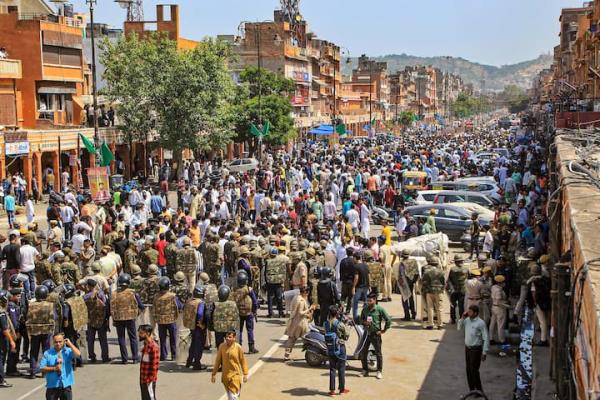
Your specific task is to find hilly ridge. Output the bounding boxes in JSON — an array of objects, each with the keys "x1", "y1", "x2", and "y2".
[{"x1": 342, "y1": 53, "x2": 553, "y2": 91}]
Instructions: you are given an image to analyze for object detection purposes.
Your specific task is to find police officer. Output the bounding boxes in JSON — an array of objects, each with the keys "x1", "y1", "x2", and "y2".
[
  {"x1": 447, "y1": 254, "x2": 468, "y2": 324},
  {"x1": 123, "y1": 241, "x2": 138, "y2": 276},
  {"x1": 464, "y1": 268, "x2": 483, "y2": 312},
  {"x1": 183, "y1": 284, "x2": 207, "y2": 370},
  {"x1": 489, "y1": 275, "x2": 509, "y2": 346},
  {"x1": 5, "y1": 287, "x2": 23, "y2": 377},
  {"x1": 41, "y1": 279, "x2": 63, "y2": 334},
  {"x1": 84, "y1": 278, "x2": 110, "y2": 363},
  {"x1": 8, "y1": 274, "x2": 28, "y2": 367},
  {"x1": 264, "y1": 248, "x2": 286, "y2": 318},
  {"x1": 398, "y1": 249, "x2": 418, "y2": 321},
  {"x1": 364, "y1": 250, "x2": 384, "y2": 299},
  {"x1": 111, "y1": 273, "x2": 144, "y2": 364},
  {"x1": 26, "y1": 285, "x2": 55, "y2": 378},
  {"x1": 62, "y1": 283, "x2": 88, "y2": 367},
  {"x1": 317, "y1": 267, "x2": 339, "y2": 326},
  {"x1": 422, "y1": 256, "x2": 445, "y2": 330},
  {"x1": 177, "y1": 238, "x2": 198, "y2": 291},
  {"x1": 232, "y1": 271, "x2": 258, "y2": 354},
  {"x1": 211, "y1": 285, "x2": 239, "y2": 348},
  {"x1": 129, "y1": 264, "x2": 144, "y2": 293},
  {"x1": 139, "y1": 264, "x2": 160, "y2": 332},
  {"x1": 164, "y1": 234, "x2": 179, "y2": 280},
  {"x1": 139, "y1": 239, "x2": 159, "y2": 276},
  {"x1": 171, "y1": 271, "x2": 191, "y2": 304},
  {"x1": 34, "y1": 250, "x2": 53, "y2": 285},
  {"x1": 236, "y1": 246, "x2": 253, "y2": 288},
  {"x1": 480, "y1": 266, "x2": 493, "y2": 324},
  {"x1": 0, "y1": 289, "x2": 16, "y2": 387},
  {"x1": 154, "y1": 276, "x2": 182, "y2": 361},
  {"x1": 203, "y1": 233, "x2": 222, "y2": 286}
]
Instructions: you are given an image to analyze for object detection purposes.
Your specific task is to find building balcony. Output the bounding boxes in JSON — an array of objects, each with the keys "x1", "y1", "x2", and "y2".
[
  {"x1": 42, "y1": 64, "x2": 83, "y2": 82},
  {"x1": 284, "y1": 45, "x2": 308, "y2": 61},
  {"x1": 0, "y1": 58, "x2": 22, "y2": 79}
]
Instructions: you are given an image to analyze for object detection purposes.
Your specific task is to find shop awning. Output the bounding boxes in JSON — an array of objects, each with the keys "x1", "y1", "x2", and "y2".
[
  {"x1": 37, "y1": 85, "x2": 77, "y2": 94},
  {"x1": 308, "y1": 124, "x2": 352, "y2": 136}
]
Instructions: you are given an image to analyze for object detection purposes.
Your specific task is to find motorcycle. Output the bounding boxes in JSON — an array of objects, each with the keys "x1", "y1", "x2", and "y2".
[
  {"x1": 301, "y1": 317, "x2": 378, "y2": 372},
  {"x1": 371, "y1": 205, "x2": 393, "y2": 225}
]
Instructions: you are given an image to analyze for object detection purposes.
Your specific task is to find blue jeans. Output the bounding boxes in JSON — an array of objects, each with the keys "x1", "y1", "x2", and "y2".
[
  {"x1": 352, "y1": 287, "x2": 369, "y2": 322},
  {"x1": 329, "y1": 345, "x2": 346, "y2": 391},
  {"x1": 23, "y1": 271, "x2": 36, "y2": 300},
  {"x1": 6, "y1": 210, "x2": 14, "y2": 228}
]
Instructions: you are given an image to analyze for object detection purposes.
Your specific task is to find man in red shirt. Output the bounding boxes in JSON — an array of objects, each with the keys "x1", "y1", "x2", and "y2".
[
  {"x1": 139, "y1": 325, "x2": 159, "y2": 400},
  {"x1": 155, "y1": 233, "x2": 168, "y2": 277}
]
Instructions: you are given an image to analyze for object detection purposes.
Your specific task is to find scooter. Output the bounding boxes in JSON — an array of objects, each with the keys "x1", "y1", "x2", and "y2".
[{"x1": 301, "y1": 317, "x2": 378, "y2": 372}]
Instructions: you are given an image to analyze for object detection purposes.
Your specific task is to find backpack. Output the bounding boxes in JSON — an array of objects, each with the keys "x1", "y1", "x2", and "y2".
[{"x1": 324, "y1": 319, "x2": 343, "y2": 359}]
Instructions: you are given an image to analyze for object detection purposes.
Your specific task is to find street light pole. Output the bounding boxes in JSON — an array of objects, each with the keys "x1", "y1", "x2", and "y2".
[
  {"x1": 369, "y1": 61, "x2": 373, "y2": 131},
  {"x1": 87, "y1": 0, "x2": 99, "y2": 165},
  {"x1": 255, "y1": 24, "x2": 263, "y2": 162}
]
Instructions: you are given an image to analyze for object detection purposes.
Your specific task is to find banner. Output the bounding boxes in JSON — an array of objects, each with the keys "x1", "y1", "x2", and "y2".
[{"x1": 87, "y1": 167, "x2": 110, "y2": 204}]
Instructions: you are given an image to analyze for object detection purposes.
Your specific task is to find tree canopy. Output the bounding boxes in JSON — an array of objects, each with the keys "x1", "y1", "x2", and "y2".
[
  {"x1": 232, "y1": 66, "x2": 297, "y2": 150},
  {"x1": 100, "y1": 33, "x2": 236, "y2": 157}
]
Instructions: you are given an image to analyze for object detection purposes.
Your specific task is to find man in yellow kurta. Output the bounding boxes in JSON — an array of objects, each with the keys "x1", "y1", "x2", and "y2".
[{"x1": 211, "y1": 330, "x2": 249, "y2": 400}]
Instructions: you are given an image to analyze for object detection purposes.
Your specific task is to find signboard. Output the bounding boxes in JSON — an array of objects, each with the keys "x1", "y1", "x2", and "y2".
[
  {"x1": 5, "y1": 141, "x2": 29, "y2": 156},
  {"x1": 87, "y1": 167, "x2": 110, "y2": 204},
  {"x1": 69, "y1": 154, "x2": 77, "y2": 166}
]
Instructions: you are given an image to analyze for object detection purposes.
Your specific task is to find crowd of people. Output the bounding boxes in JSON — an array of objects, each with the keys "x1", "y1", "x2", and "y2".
[{"x1": 0, "y1": 117, "x2": 552, "y2": 399}]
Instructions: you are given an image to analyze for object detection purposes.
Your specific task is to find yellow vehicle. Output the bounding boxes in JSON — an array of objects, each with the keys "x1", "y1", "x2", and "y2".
[{"x1": 402, "y1": 171, "x2": 429, "y2": 191}]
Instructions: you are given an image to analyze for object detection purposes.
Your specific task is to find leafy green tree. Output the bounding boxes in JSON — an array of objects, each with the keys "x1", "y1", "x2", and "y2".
[
  {"x1": 101, "y1": 34, "x2": 236, "y2": 171},
  {"x1": 232, "y1": 66, "x2": 297, "y2": 154},
  {"x1": 100, "y1": 33, "x2": 171, "y2": 177},
  {"x1": 151, "y1": 38, "x2": 236, "y2": 156},
  {"x1": 500, "y1": 84, "x2": 529, "y2": 113},
  {"x1": 397, "y1": 110, "x2": 416, "y2": 126}
]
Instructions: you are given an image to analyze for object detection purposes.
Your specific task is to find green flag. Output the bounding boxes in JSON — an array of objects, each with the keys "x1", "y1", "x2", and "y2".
[
  {"x1": 262, "y1": 120, "x2": 270, "y2": 137},
  {"x1": 79, "y1": 133, "x2": 96, "y2": 153},
  {"x1": 371, "y1": 118, "x2": 376, "y2": 126},
  {"x1": 336, "y1": 123, "x2": 346, "y2": 135},
  {"x1": 100, "y1": 142, "x2": 114, "y2": 167},
  {"x1": 250, "y1": 123, "x2": 262, "y2": 137}
]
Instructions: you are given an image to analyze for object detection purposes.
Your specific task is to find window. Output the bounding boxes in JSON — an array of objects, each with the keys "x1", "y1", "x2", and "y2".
[
  {"x1": 42, "y1": 45, "x2": 81, "y2": 66},
  {"x1": 443, "y1": 209, "x2": 463, "y2": 219},
  {"x1": 422, "y1": 194, "x2": 436, "y2": 201},
  {"x1": 230, "y1": 160, "x2": 241, "y2": 166},
  {"x1": 37, "y1": 94, "x2": 66, "y2": 112}
]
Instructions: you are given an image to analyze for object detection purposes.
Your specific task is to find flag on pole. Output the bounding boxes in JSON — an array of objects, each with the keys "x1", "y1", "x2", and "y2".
[
  {"x1": 250, "y1": 123, "x2": 262, "y2": 137},
  {"x1": 262, "y1": 120, "x2": 270, "y2": 137},
  {"x1": 79, "y1": 133, "x2": 96, "y2": 153},
  {"x1": 100, "y1": 142, "x2": 114, "y2": 167},
  {"x1": 336, "y1": 123, "x2": 346, "y2": 135}
]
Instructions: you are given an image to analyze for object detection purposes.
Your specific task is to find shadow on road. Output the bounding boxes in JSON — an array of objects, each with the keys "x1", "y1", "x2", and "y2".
[{"x1": 414, "y1": 325, "x2": 516, "y2": 400}]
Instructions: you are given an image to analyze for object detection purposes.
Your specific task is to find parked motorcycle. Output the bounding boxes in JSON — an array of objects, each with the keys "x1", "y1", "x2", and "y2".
[{"x1": 302, "y1": 317, "x2": 378, "y2": 371}]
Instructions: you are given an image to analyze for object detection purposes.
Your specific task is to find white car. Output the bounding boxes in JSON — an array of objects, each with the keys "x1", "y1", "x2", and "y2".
[
  {"x1": 414, "y1": 190, "x2": 441, "y2": 205},
  {"x1": 226, "y1": 158, "x2": 258, "y2": 173}
]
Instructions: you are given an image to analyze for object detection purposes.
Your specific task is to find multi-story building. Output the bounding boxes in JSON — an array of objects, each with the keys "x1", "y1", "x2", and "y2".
[
  {"x1": 308, "y1": 37, "x2": 340, "y2": 121},
  {"x1": 124, "y1": 4, "x2": 197, "y2": 50},
  {"x1": 343, "y1": 55, "x2": 389, "y2": 120},
  {"x1": 0, "y1": 0, "x2": 95, "y2": 190},
  {"x1": 231, "y1": 10, "x2": 312, "y2": 122}
]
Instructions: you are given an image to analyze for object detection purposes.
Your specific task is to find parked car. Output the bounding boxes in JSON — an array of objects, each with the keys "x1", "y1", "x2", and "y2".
[
  {"x1": 414, "y1": 190, "x2": 441, "y2": 205},
  {"x1": 447, "y1": 202, "x2": 495, "y2": 221},
  {"x1": 454, "y1": 178, "x2": 503, "y2": 204},
  {"x1": 433, "y1": 190, "x2": 495, "y2": 209},
  {"x1": 404, "y1": 204, "x2": 491, "y2": 242},
  {"x1": 226, "y1": 158, "x2": 258, "y2": 173}
]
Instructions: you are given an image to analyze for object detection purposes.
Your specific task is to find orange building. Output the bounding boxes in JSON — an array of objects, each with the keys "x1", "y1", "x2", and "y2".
[
  {"x1": 0, "y1": 6, "x2": 87, "y2": 129},
  {"x1": 124, "y1": 4, "x2": 198, "y2": 50}
]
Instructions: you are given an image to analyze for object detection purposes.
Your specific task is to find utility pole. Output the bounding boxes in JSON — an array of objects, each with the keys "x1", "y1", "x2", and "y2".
[
  {"x1": 256, "y1": 23, "x2": 263, "y2": 162},
  {"x1": 87, "y1": 0, "x2": 99, "y2": 164}
]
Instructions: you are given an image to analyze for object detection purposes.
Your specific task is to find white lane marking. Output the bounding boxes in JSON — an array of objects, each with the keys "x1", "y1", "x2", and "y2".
[
  {"x1": 15, "y1": 383, "x2": 45, "y2": 400},
  {"x1": 217, "y1": 334, "x2": 287, "y2": 400}
]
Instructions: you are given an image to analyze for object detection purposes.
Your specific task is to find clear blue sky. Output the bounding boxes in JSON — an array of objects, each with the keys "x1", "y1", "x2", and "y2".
[{"x1": 68, "y1": 0, "x2": 583, "y2": 66}]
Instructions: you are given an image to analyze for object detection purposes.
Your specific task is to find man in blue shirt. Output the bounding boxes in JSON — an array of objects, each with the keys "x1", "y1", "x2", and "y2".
[
  {"x1": 150, "y1": 189, "x2": 163, "y2": 219},
  {"x1": 39, "y1": 332, "x2": 81, "y2": 400},
  {"x1": 457, "y1": 305, "x2": 489, "y2": 393},
  {"x1": 4, "y1": 191, "x2": 15, "y2": 229}
]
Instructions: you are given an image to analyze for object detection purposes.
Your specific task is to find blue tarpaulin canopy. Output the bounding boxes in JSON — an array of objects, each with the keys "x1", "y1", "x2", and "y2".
[{"x1": 309, "y1": 124, "x2": 352, "y2": 136}]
